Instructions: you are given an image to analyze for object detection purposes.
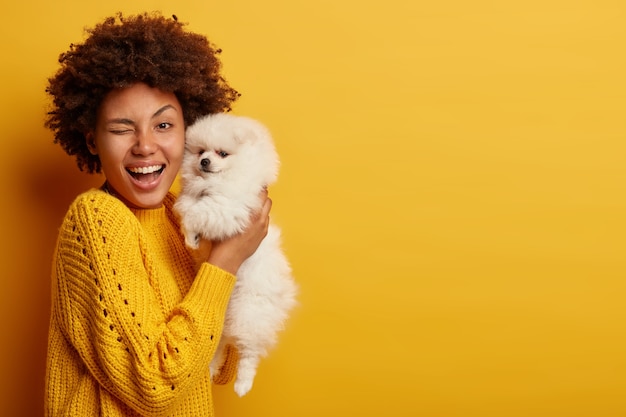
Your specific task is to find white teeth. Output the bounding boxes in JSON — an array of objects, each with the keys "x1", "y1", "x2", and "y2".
[{"x1": 128, "y1": 165, "x2": 163, "y2": 174}]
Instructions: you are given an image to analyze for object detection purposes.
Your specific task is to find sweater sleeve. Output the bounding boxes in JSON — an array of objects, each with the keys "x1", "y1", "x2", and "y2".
[
  {"x1": 52, "y1": 192, "x2": 235, "y2": 415},
  {"x1": 212, "y1": 344, "x2": 239, "y2": 385}
]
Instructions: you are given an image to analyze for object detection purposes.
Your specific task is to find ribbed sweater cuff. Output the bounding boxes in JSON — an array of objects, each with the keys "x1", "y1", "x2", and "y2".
[{"x1": 181, "y1": 263, "x2": 235, "y2": 319}]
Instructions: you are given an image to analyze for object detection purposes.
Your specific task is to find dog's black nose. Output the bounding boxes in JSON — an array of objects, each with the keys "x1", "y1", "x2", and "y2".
[{"x1": 200, "y1": 158, "x2": 210, "y2": 172}]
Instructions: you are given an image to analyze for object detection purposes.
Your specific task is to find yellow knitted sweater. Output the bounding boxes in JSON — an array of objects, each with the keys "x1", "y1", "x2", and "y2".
[{"x1": 45, "y1": 189, "x2": 237, "y2": 416}]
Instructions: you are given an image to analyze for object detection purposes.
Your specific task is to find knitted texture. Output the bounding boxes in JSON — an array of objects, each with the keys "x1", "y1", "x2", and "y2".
[{"x1": 45, "y1": 189, "x2": 238, "y2": 416}]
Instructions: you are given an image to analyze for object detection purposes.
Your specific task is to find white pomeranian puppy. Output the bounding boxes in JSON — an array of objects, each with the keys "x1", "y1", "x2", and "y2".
[{"x1": 174, "y1": 113, "x2": 298, "y2": 397}]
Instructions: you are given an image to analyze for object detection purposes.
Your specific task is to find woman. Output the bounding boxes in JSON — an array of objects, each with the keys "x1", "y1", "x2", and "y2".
[{"x1": 44, "y1": 12, "x2": 270, "y2": 416}]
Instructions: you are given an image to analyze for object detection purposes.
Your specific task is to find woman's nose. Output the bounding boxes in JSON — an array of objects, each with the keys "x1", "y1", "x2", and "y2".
[{"x1": 133, "y1": 131, "x2": 158, "y2": 155}]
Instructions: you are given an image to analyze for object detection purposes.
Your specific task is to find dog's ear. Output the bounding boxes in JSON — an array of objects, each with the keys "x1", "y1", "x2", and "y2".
[
  {"x1": 232, "y1": 118, "x2": 265, "y2": 145},
  {"x1": 232, "y1": 126, "x2": 257, "y2": 144},
  {"x1": 85, "y1": 132, "x2": 98, "y2": 155}
]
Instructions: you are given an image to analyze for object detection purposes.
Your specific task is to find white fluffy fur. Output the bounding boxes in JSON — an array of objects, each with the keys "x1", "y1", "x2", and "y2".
[{"x1": 174, "y1": 113, "x2": 298, "y2": 396}]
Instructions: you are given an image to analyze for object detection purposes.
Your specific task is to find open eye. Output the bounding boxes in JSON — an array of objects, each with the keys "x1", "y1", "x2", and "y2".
[{"x1": 216, "y1": 150, "x2": 229, "y2": 158}]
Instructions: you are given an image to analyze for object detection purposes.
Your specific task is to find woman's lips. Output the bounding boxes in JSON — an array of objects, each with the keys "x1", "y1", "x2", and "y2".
[{"x1": 127, "y1": 165, "x2": 165, "y2": 183}]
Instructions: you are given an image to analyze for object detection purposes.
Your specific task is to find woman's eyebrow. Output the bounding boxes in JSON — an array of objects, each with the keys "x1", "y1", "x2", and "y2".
[
  {"x1": 104, "y1": 105, "x2": 177, "y2": 125},
  {"x1": 106, "y1": 118, "x2": 134, "y2": 125},
  {"x1": 153, "y1": 104, "x2": 177, "y2": 118}
]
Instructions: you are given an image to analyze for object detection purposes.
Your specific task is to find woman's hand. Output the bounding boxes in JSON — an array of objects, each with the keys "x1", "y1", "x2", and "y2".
[{"x1": 206, "y1": 189, "x2": 272, "y2": 275}]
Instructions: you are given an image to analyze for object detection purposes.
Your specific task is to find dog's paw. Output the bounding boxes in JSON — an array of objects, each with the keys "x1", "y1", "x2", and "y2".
[
  {"x1": 209, "y1": 364, "x2": 221, "y2": 382},
  {"x1": 184, "y1": 233, "x2": 201, "y2": 249},
  {"x1": 234, "y1": 377, "x2": 253, "y2": 397}
]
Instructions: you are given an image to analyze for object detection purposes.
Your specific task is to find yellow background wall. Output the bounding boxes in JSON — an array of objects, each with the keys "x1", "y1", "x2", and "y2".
[{"x1": 1, "y1": 1, "x2": 624, "y2": 416}]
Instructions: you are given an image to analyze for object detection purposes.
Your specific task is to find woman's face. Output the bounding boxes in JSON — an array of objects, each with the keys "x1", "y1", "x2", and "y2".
[{"x1": 89, "y1": 82, "x2": 185, "y2": 209}]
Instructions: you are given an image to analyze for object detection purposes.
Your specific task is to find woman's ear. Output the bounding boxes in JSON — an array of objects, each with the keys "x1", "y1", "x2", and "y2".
[{"x1": 86, "y1": 132, "x2": 98, "y2": 155}]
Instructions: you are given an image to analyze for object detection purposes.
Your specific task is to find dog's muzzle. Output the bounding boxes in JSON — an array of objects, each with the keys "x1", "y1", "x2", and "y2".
[{"x1": 200, "y1": 158, "x2": 211, "y2": 173}]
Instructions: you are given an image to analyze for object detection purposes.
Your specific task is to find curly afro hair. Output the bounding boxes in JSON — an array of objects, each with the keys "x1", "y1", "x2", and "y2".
[{"x1": 45, "y1": 12, "x2": 240, "y2": 173}]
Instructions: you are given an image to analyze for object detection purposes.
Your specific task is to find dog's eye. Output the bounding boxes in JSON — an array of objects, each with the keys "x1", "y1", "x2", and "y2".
[
  {"x1": 217, "y1": 150, "x2": 229, "y2": 158},
  {"x1": 197, "y1": 149, "x2": 205, "y2": 155}
]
